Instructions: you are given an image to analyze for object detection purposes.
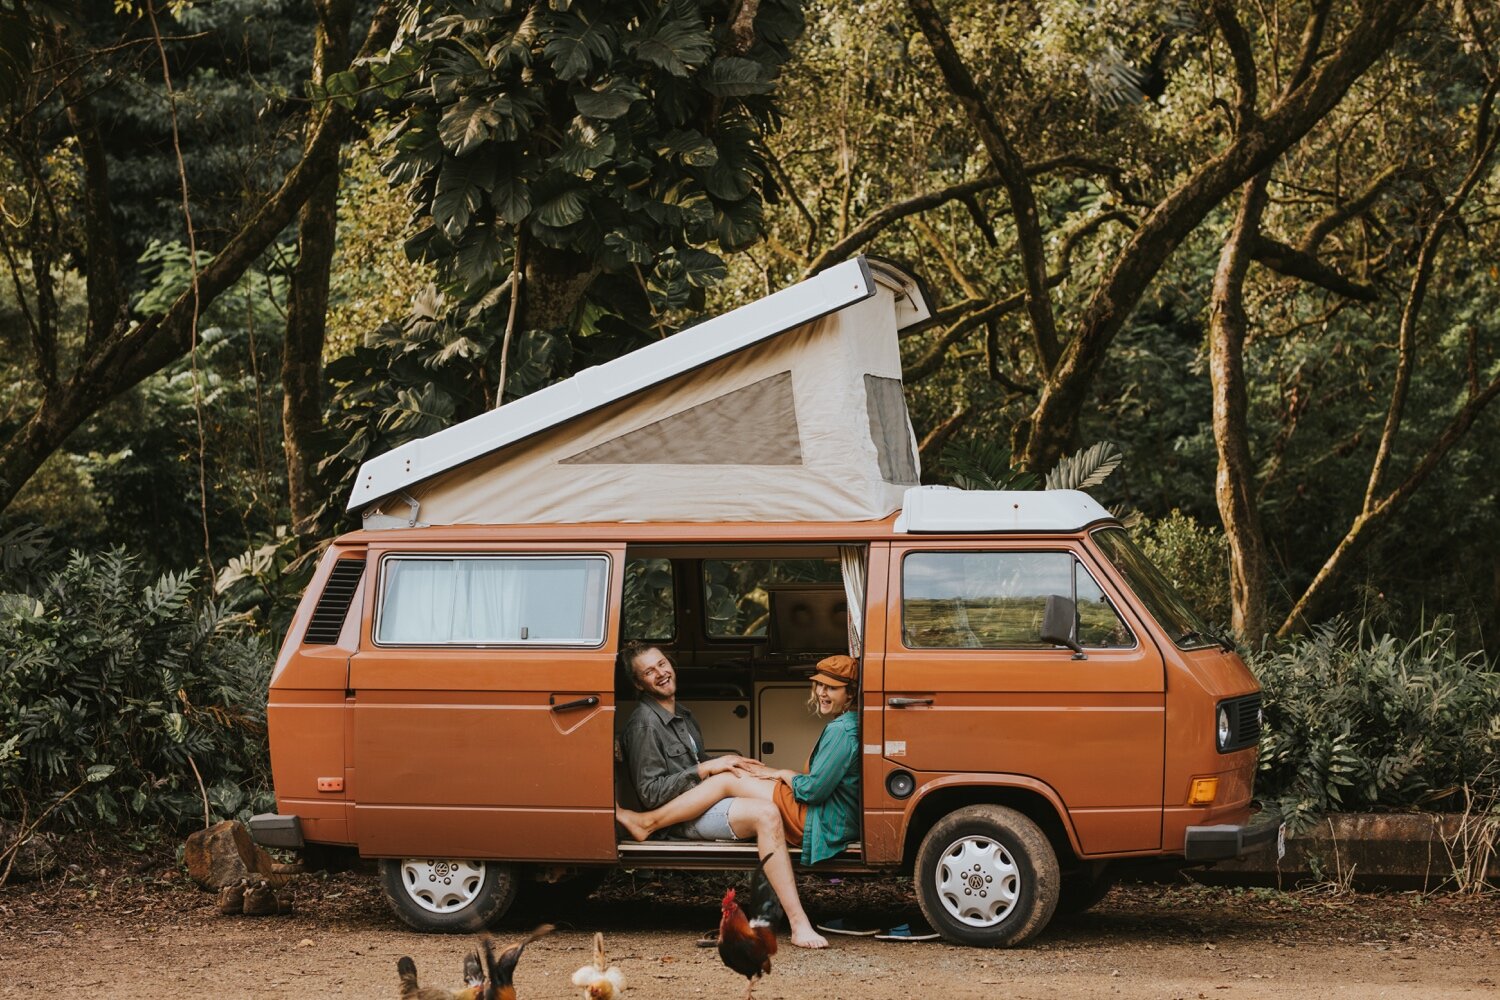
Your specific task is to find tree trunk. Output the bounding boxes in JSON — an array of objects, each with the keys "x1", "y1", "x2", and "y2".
[
  {"x1": 1209, "y1": 172, "x2": 1272, "y2": 642},
  {"x1": 282, "y1": 0, "x2": 354, "y2": 541}
]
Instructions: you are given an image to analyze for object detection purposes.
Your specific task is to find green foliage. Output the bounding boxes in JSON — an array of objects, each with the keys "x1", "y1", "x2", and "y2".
[
  {"x1": 1251, "y1": 621, "x2": 1500, "y2": 832},
  {"x1": 1134, "y1": 509, "x2": 1230, "y2": 627},
  {"x1": 941, "y1": 438, "x2": 1040, "y2": 491},
  {"x1": 1043, "y1": 441, "x2": 1123, "y2": 492},
  {"x1": 0, "y1": 546, "x2": 273, "y2": 831},
  {"x1": 373, "y1": 0, "x2": 805, "y2": 354}
]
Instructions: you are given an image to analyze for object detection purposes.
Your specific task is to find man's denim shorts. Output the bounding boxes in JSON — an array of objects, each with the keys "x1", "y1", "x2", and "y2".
[{"x1": 673, "y1": 798, "x2": 740, "y2": 840}]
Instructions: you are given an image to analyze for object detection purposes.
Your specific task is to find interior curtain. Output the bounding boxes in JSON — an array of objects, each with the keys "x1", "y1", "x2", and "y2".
[{"x1": 839, "y1": 545, "x2": 867, "y2": 657}]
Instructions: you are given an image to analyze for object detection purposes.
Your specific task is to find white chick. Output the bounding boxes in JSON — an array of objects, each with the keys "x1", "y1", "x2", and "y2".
[{"x1": 570, "y1": 931, "x2": 626, "y2": 1000}]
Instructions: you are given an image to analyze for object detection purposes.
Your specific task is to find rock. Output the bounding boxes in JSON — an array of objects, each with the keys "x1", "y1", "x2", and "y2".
[
  {"x1": 0, "y1": 820, "x2": 60, "y2": 883},
  {"x1": 183, "y1": 820, "x2": 290, "y2": 890}
]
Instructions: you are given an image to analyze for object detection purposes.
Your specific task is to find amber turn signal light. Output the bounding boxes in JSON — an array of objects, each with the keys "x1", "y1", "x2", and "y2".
[{"x1": 1187, "y1": 777, "x2": 1219, "y2": 805}]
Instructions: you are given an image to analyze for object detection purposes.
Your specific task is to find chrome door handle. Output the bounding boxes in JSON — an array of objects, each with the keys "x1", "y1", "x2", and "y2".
[
  {"x1": 550, "y1": 696, "x2": 600, "y2": 713},
  {"x1": 888, "y1": 697, "x2": 934, "y2": 708}
]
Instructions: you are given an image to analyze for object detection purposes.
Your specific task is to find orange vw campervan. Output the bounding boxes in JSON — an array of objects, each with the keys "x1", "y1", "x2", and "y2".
[{"x1": 252, "y1": 259, "x2": 1279, "y2": 946}]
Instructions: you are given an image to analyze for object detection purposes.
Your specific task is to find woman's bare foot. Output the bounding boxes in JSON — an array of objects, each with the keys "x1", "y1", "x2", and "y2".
[
  {"x1": 789, "y1": 923, "x2": 828, "y2": 949},
  {"x1": 615, "y1": 807, "x2": 652, "y2": 843}
]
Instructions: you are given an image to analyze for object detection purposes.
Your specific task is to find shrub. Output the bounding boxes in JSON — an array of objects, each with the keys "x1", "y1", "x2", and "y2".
[
  {"x1": 0, "y1": 547, "x2": 273, "y2": 831},
  {"x1": 1134, "y1": 509, "x2": 1230, "y2": 626},
  {"x1": 1251, "y1": 620, "x2": 1500, "y2": 832}
]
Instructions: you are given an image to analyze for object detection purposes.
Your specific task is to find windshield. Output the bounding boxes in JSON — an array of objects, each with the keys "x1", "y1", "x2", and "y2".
[{"x1": 1091, "y1": 526, "x2": 1216, "y2": 650}]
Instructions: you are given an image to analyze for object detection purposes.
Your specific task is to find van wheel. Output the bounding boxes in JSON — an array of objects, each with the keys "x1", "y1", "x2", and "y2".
[
  {"x1": 378, "y1": 858, "x2": 517, "y2": 933},
  {"x1": 914, "y1": 805, "x2": 1059, "y2": 947}
]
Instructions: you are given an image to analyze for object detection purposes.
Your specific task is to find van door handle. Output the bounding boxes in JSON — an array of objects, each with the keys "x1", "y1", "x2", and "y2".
[
  {"x1": 888, "y1": 697, "x2": 934, "y2": 708},
  {"x1": 550, "y1": 696, "x2": 600, "y2": 713}
]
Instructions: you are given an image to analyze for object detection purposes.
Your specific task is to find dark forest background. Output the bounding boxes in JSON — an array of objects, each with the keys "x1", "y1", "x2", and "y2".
[{"x1": 1, "y1": 1, "x2": 1497, "y2": 841}]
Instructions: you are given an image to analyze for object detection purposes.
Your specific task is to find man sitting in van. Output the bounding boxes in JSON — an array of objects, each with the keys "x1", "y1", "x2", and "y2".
[{"x1": 618, "y1": 640, "x2": 829, "y2": 948}]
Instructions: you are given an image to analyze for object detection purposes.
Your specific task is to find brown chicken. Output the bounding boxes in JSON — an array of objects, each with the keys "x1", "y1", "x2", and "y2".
[
  {"x1": 396, "y1": 925, "x2": 554, "y2": 1000},
  {"x1": 717, "y1": 852, "x2": 783, "y2": 1000}
]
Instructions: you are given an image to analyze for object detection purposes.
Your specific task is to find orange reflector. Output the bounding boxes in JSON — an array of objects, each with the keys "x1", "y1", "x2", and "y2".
[{"x1": 1187, "y1": 778, "x2": 1219, "y2": 805}]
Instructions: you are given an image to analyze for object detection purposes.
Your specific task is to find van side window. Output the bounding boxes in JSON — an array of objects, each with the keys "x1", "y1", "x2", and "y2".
[
  {"x1": 902, "y1": 551, "x2": 1131, "y2": 649},
  {"x1": 703, "y1": 558, "x2": 842, "y2": 638},
  {"x1": 376, "y1": 555, "x2": 609, "y2": 645},
  {"x1": 1076, "y1": 561, "x2": 1135, "y2": 648},
  {"x1": 623, "y1": 558, "x2": 675, "y2": 640}
]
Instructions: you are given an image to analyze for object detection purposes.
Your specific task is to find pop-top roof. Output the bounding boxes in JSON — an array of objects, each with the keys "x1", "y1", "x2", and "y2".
[
  {"x1": 894, "y1": 486, "x2": 1115, "y2": 533},
  {"x1": 348, "y1": 256, "x2": 934, "y2": 522}
]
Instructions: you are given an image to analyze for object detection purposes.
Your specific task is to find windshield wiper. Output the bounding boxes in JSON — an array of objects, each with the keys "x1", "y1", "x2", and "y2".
[{"x1": 1178, "y1": 627, "x2": 1235, "y2": 652}]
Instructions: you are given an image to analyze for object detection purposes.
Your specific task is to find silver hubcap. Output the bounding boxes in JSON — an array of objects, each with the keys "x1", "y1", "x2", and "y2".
[
  {"x1": 936, "y1": 835, "x2": 1020, "y2": 927},
  {"x1": 400, "y1": 859, "x2": 486, "y2": 914}
]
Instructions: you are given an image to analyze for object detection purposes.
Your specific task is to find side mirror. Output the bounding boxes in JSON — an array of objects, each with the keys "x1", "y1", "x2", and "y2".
[{"x1": 1041, "y1": 595, "x2": 1086, "y2": 659}]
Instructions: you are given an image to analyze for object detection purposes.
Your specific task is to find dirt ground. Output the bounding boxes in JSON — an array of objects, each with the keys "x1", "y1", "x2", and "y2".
[{"x1": 1, "y1": 852, "x2": 1497, "y2": 999}]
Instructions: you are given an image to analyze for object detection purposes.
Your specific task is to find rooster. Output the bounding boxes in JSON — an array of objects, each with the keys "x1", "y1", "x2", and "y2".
[
  {"x1": 717, "y1": 851, "x2": 784, "y2": 1000},
  {"x1": 396, "y1": 925, "x2": 554, "y2": 1000},
  {"x1": 570, "y1": 931, "x2": 626, "y2": 999}
]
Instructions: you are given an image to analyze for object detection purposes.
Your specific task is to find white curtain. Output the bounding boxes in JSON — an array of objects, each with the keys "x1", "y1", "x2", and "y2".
[
  {"x1": 839, "y1": 545, "x2": 867, "y2": 657},
  {"x1": 377, "y1": 558, "x2": 605, "y2": 643}
]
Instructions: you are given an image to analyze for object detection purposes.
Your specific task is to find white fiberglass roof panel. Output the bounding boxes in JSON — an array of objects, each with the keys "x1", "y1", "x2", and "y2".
[{"x1": 894, "y1": 486, "x2": 1114, "y2": 533}]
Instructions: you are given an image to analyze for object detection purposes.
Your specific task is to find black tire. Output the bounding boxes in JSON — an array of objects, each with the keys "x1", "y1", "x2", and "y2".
[
  {"x1": 1054, "y1": 863, "x2": 1115, "y2": 918},
  {"x1": 378, "y1": 858, "x2": 518, "y2": 933},
  {"x1": 914, "y1": 804, "x2": 1060, "y2": 947}
]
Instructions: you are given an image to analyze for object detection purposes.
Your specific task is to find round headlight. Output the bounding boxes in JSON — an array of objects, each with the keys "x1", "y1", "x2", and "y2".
[{"x1": 1217, "y1": 706, "x2": 1231, "y2": 750}]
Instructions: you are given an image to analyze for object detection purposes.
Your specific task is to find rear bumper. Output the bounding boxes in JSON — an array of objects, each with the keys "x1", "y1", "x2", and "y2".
[
  {"x1": 248, "y1": 813, "x2": 305, "y2": 849},
  {"x1": 1183, "y1": 809, "x2": 1283, "y2": 862}
]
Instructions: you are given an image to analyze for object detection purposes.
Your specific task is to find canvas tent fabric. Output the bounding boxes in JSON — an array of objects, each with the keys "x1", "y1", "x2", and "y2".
[{"x1": 352, "y1": 258, "x2": 930, "y2": 526}]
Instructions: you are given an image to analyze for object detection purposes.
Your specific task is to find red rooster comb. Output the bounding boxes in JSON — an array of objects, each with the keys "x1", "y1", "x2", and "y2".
[{"x1": 721, "y1": 886, "x2": 738, "y2": 911}]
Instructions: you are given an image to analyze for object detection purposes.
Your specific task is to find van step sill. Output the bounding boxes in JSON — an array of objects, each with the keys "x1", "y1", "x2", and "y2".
[{"x1": 616, "y1": 840, "x2": 864, "y2": 866}]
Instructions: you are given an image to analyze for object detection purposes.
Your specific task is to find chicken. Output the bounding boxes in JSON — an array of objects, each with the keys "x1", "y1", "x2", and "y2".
[
  {"x1": 717, "y1": 851, "x2": 782, "y2": 1000},
  {"x1": 570, "y1": 931, "x2": 626, "y2": 999},
  {"x1": 394, "y1": 951, "x2": 483, "y2": 1000},
  {"x1": 396, "y1": 925, "x2": 554, "y2": 1000}
]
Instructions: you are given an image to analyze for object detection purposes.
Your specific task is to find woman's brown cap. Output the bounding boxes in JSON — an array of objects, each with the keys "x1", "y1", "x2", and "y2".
[{"x1": 811, "y1": 654, "x2": 859, "y2": 687}]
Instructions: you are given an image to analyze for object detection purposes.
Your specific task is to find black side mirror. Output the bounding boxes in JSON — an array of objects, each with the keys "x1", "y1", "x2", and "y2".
[{"x1": 1041, "y1": 595, "x2": 1086, "y2": 659}]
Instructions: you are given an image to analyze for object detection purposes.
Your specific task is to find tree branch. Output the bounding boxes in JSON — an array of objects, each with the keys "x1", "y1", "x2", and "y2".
[
  {"x1": 1298, "y1": 164, "x2": 1399, "y2": 253},
  {"x1": 906, "y1": 0, "x2": 1059, "y2": 373},
  {"x1": 1249, "y1": 234, "x2": 1377, "y2": 299}
]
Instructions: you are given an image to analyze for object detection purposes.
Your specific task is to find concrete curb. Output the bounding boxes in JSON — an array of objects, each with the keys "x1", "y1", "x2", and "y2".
[{"x1": 1194, "y1": 812, "x2": 1498, "y2": 890}]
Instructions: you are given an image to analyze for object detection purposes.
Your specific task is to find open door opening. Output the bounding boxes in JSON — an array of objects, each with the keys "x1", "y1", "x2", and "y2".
[{"x1": 613, "y1": 543, "x2": 867, "y2": 865}]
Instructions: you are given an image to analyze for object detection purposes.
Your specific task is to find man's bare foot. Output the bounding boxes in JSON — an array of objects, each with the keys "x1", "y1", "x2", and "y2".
[
  {"x1": 789, "y1": 925, "x2": 828, "y2": 949},
  {"x1": 615, "y1": 807, "x2": 652, "y2": 843}
]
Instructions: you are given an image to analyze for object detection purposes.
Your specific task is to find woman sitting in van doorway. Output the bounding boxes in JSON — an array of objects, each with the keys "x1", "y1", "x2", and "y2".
[{"x1": 617, "y1": 655, "x2": 862, "y2": 927}]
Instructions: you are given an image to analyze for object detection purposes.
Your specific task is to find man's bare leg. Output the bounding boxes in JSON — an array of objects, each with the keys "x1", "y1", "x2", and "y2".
[
  {"x1": 617, "y1": 772, "x2": 775, "y2": 841},
  {"x1": 727, "y1": 799, "x2": 827, "y2": 949}
]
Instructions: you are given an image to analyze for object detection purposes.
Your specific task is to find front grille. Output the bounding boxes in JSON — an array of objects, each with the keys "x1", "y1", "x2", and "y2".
[
  {"x1": 1220, "y1": 693, "x2": 1262, "y2": 752},
  {"x1": 304, "y1": 558, "x2": 365, "y2": 645}
]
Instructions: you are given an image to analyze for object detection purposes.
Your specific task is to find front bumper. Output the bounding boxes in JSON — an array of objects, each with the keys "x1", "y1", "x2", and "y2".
[
  {"x1": 1183, "y1": 809, "x2": 1284, "y2": 862},
  {"x1": 248, "y1": 812, "x2": 305, "y2": 849}
]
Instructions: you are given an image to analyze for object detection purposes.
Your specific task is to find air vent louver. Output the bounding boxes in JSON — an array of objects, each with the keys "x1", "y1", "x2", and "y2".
[
  {"x1": 1221, "y1": 693, "x2": 1262, "y2": 752},
  {"x1": 303, "y1": 559, "x2": 365, "y2": 645}
]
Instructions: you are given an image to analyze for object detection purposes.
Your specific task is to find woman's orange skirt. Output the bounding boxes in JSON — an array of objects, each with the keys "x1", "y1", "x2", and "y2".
[{"x1": 772, "y1": 779, "x2": 806, "y2": 845}]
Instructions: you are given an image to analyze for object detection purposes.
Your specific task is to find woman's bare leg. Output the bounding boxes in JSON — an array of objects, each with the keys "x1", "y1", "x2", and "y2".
[
  {"x1": 616, "y1": 772, "x2": 774, "y2": 841},
  {"x1": 727, "y1": 800, "x2": 827, "y2": 948}
]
